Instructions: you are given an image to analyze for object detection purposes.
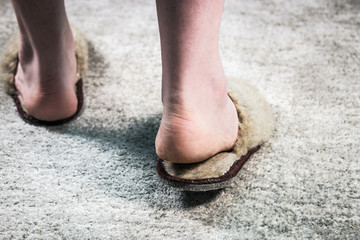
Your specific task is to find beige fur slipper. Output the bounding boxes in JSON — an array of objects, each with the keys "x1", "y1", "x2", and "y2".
[
  {"x1": 0, "y1": 26, "x2": 88, "y2": 126},
  {"x1": 156, "y1": 78, "x2": 274, "y2": 191}
]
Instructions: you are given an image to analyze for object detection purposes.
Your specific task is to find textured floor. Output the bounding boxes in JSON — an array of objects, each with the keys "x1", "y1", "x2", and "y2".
[{"x1": 1, "y1": 0, "x2": 359, "y2": 239}]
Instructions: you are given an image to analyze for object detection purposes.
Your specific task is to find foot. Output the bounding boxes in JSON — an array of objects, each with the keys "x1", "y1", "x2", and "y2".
[
  {"x1": 155, "y1": 0, "x2": 237, "y2": 163},
  {"x1": 14, "y1": 25, "x2": 78, "y2": 121},
  {"x1": 155, "y1": 75, "x2": 239, "y2": 164}
]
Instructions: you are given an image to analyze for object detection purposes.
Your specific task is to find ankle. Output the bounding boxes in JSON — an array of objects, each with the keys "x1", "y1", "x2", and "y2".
[
  {"x1": 17, "y1": 26, "x2": 76, "y2": 86},
  {"x1": 18, "y1": 22, "x2": 75, "y2": 67},
  {"x1": 162, "y1": 72, "x2": 229, "y2": 114}
]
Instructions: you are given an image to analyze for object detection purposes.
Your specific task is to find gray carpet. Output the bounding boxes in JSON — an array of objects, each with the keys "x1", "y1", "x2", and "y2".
[{"x1": 1, "y1": 0, "x2": 359, "y2": 239}]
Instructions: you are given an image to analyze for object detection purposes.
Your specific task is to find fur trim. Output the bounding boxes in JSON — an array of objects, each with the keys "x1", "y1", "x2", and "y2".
[
  {"x1": 0, "y1": 25, "x2": 88, "y2": 95},
  {"x1": 162, "y1": 78, "x2": 274, "y2": 180},
  {"x1": 0, "y1": 34, "x2": 18, "y2": 95},
  {"x1": 72, "y1": 25, "x2": 88, "y2": 80}
]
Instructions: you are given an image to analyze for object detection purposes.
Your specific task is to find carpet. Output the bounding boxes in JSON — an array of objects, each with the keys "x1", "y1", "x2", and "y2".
[{"x1": 0, "y1": 0, "x2": 359, "y2": 239}]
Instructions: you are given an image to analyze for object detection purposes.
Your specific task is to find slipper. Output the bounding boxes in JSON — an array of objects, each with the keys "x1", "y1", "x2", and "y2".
[
  {"x1": 0, "y1": 26, "x2": 88, "y2": 126},
  {"x1": 156, "y1": 78, "x2": 274, "y2": 191}
]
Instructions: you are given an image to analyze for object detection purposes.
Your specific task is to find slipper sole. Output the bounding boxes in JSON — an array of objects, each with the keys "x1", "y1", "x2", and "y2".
[
  {"x1": 156, "y1": 78, "x2": 274, "y2": 191},
  {"x1": 157, "y1": 146, "x2": 260, "y2": 192}
]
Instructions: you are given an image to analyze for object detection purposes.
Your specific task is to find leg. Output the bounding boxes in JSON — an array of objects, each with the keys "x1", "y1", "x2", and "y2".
[
  {"x1": 11, "y1": 0, "x2": 77, "y2": 121},
  {"x1": 155, "y1": 0, "x2": 238, "y2": 163}
]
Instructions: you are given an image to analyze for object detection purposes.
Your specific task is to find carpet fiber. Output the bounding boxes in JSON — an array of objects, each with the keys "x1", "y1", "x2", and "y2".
[{"x1": 0, "y1": 0, "x2": 359, "y2": 239}]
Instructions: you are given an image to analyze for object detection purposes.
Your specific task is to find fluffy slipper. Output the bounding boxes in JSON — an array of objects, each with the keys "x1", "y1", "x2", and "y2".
[
  {"x1": 0, "y1": 26, "x2": 88, "y2": 126},
  {"x1": 156, "y1": 78, "x2": 274, "y2": 191}
]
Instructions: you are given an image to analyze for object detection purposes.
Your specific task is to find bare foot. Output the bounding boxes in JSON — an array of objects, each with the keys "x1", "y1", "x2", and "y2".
[
  {"x1": 155, "y1": 0, "x2": 238, "y2": 163},
  {"x1": 12, "y1": 0, "x2": 78, "y2": 121}
]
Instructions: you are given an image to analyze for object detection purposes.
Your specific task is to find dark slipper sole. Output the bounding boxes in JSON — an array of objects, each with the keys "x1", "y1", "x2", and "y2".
[{"x1": 156, "y1": 146, "x2": 261, "y2": 192}]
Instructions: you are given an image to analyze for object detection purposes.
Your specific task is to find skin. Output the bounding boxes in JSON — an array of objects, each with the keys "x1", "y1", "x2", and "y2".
[
  {"x1": 11, "y1": 0, "x2": 238, "y2": 164},
  {"x1": 155, "y1": 0, "x2": 238, "y2": 163},
  {"x1": 12, "y1": 0, "x2": 77, "y2": 121}
]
